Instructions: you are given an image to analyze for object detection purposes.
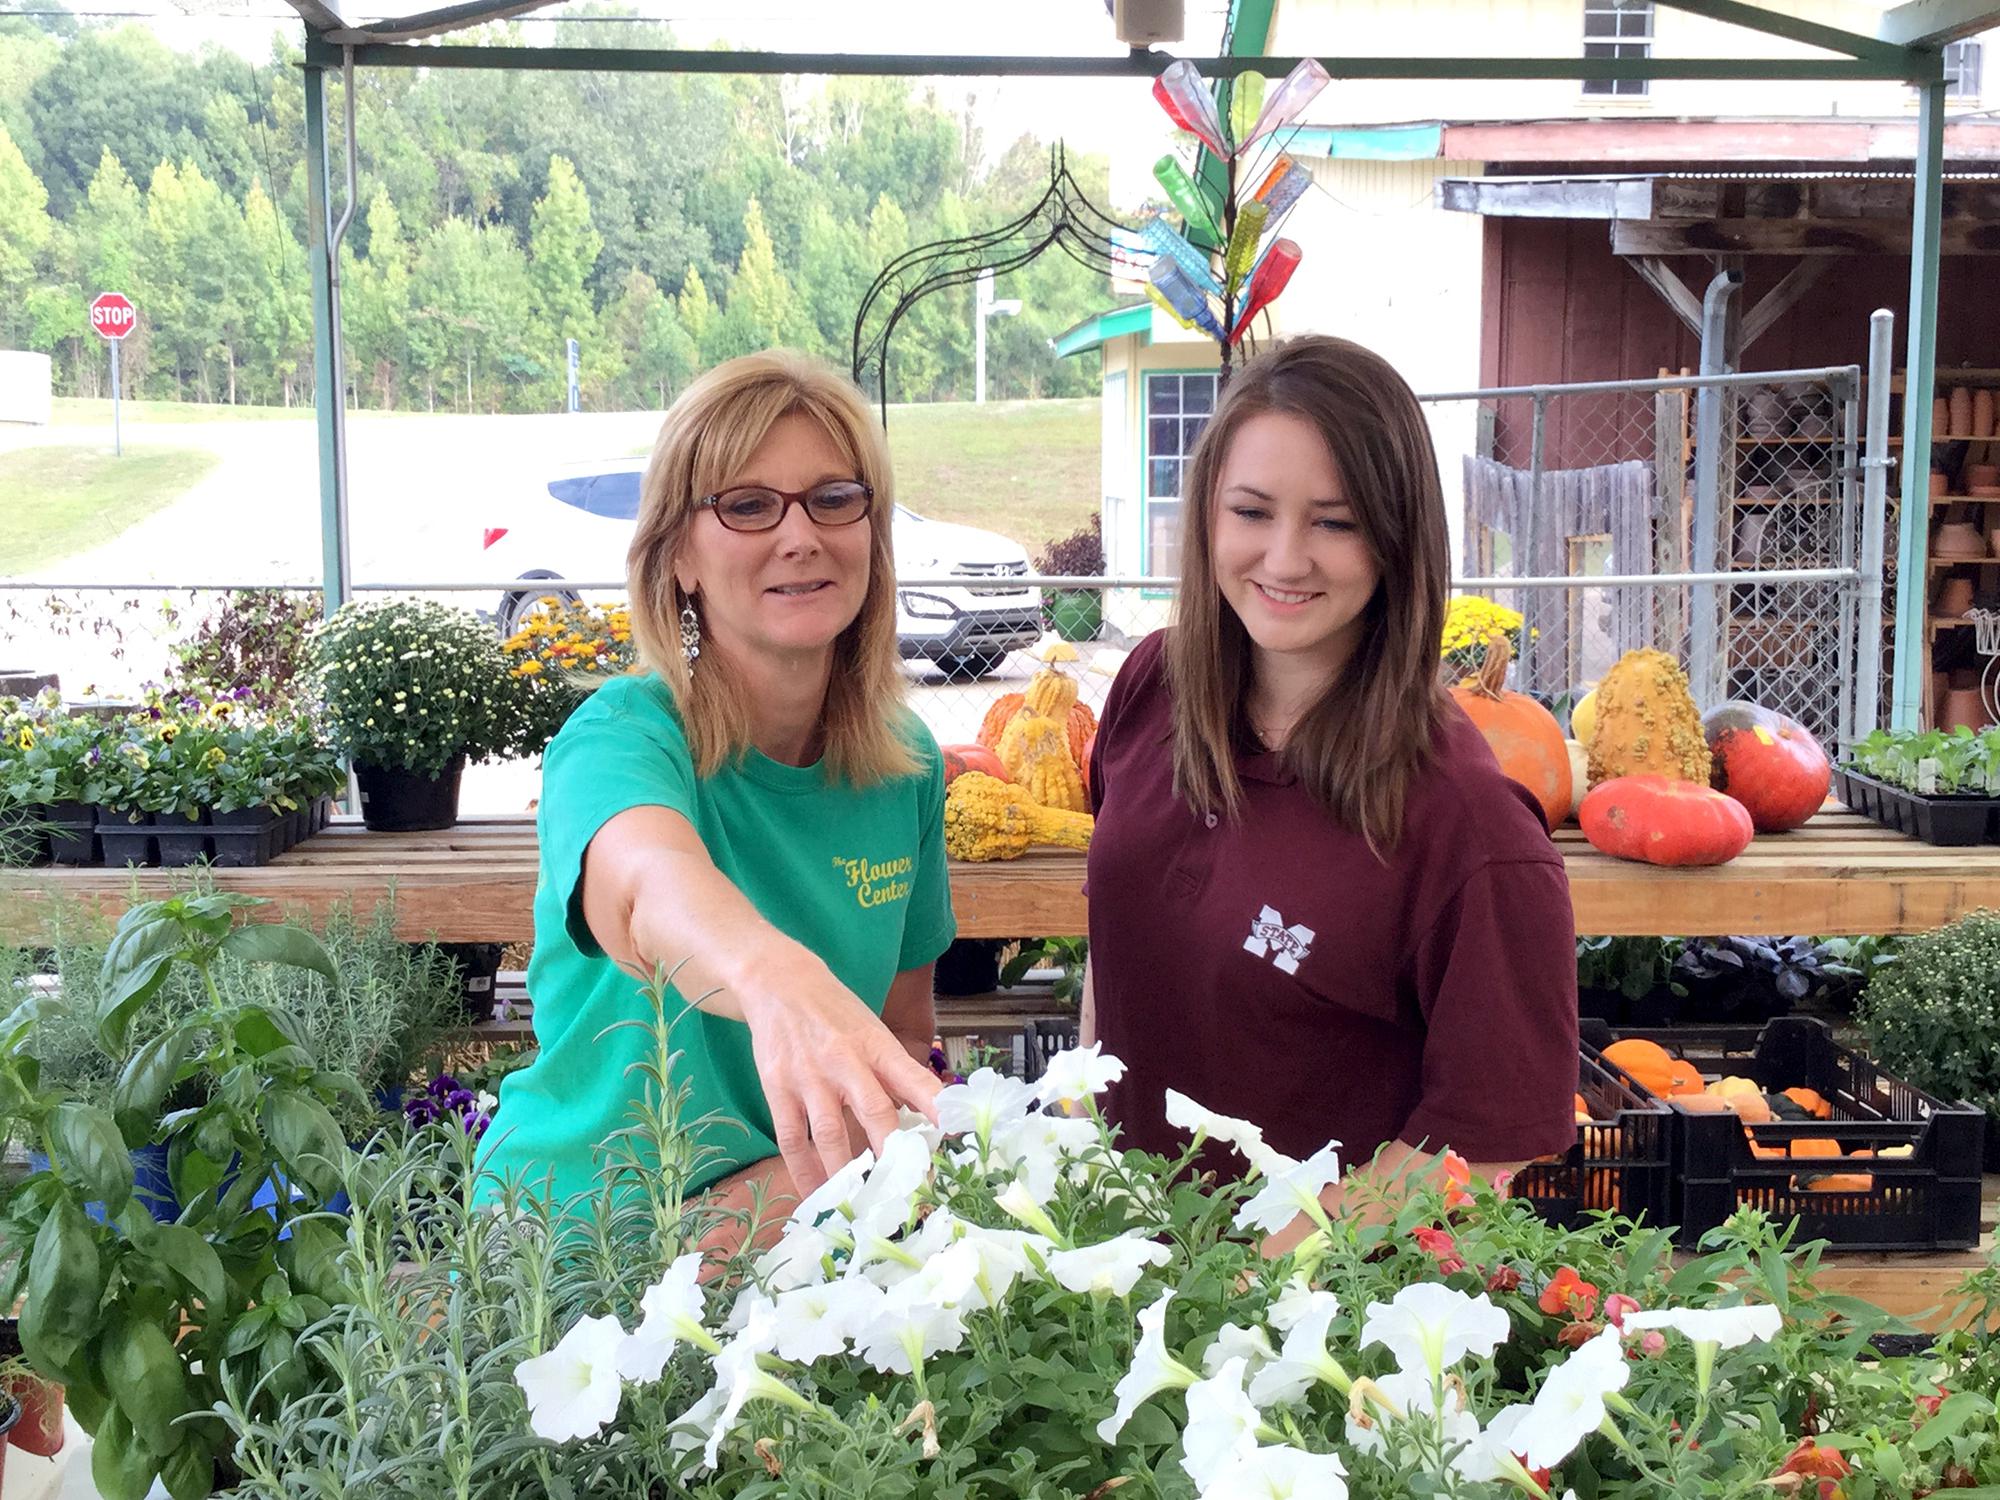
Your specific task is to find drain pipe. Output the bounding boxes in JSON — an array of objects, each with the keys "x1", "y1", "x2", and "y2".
[
  {"x1": 1690, "y1": 267, "x2": 1742, "y2": 711},
  {"x1": 329, "y1": 45, "x2": 359, "y2": 611}
]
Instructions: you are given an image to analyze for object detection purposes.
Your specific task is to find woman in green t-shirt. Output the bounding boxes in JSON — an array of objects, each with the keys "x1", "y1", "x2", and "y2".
[{"x1": 478, "y1": 351, "x2": 957, "y2": 1227}]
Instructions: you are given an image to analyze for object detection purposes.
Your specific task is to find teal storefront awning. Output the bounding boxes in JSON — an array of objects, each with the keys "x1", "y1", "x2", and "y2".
[
  {"x1": 1283, "y1": 122, "x2": 1445, "y2": 161},
  {"x1": 1052, "y1": 302, "x2": 1154, "y2": 359}
]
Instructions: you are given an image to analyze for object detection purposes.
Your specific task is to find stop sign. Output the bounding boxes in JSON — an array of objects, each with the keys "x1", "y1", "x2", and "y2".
[{"x1": 90, "y1": 292, "x2": 136, "y2": 340}]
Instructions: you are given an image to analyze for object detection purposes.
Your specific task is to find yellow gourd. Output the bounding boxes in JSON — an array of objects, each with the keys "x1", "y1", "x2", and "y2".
[
  {"x1": 943, "y1": 772, "x2": 1095, "y2": 860},
  {"x1": 997, "y1": 715, "x2": 1089, "y2": 812},
  {"x1": 1587, "y1": 648, "x2": 1712, "y2": 787},
  {"x1": 1570, "y1": 688, "x2": 1599, "y2": 747},
  {"x1": 1024, "y1": 669, "x2": 1080, "y2": 720}
]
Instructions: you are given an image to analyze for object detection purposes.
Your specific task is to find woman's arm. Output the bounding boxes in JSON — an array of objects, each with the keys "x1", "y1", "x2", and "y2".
[
  {"x1": 880, "y1": 963, "x2": 938, "y2": 1066},
  {"x1": 579, "y1": 803, "x2": 941, "y2": 1195},
  {"x1": 1078, "y1": 958, "x2": 1096, "y2": 1048}
]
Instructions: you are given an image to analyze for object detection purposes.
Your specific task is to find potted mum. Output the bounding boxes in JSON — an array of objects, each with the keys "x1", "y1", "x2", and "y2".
[
  {"x1": 1036, "y1": 514, "x2": 1106, "y2": 643},
  {"x1": 308, "y1": 599, "x2": 527, "y2": 831}
]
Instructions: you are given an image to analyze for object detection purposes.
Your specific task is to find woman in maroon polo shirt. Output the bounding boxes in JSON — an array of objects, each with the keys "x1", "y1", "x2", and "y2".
[{"x1": 1083, "y1": 334, "x2": 1578, "y2": 1251}]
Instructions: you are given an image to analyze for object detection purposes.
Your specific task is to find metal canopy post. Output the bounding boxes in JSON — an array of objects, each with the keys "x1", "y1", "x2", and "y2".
[
  {"x1": 303, "y1": 63, "x2": 350, "y2": 617},
  {"x1": 1893, "y1": 73, "x2": 1948, "y2": 729}
]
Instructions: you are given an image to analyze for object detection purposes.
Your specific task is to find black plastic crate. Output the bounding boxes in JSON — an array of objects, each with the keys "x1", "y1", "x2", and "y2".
[
  {"x1": 1594, "y1": 1017, "x2": 1986, "y2": 1252},
  {"x1": 1512, "y1": 1044, "x2": 1674, "y2": 1231},
  {"x1": 1836, "y1": 767, "x2": 2000, "y2": 846},
  {"x1": 1018, "y1": 1016, "x2": 1078, "y2": 1083}
]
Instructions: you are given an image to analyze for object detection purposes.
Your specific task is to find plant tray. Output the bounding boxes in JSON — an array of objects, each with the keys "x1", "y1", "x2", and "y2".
[
  {"x1": 1512, "y1": 1044, "x2": 1673, "y2": 1232},
  {"x1": 1834, "y1": 766, "x2": 2000, "y2": 846},
  {"x1": 1593, "y1": 1017, "x2": 1985, "y2": 1252}
]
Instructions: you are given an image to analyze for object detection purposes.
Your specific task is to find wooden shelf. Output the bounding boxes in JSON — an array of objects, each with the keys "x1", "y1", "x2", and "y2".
[
  {"x1": 1932, "y1": 495, "x2": 2000, "y2": 505},
  {"x1": 1929, "y1": 557, "x2": 2000, "y2": 570},
  {"x1": 1890, "y1": 434, "x2": 2000, "y2": 444},
  {"x1": 1930, "y1": 615, "x2": 1981, "y2": 633},
  {"x1": 1738, "y1": 434, "x2": 1838, "y2": 444}
]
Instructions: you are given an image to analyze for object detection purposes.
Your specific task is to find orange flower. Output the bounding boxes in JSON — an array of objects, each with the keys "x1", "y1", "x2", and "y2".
[
  {"x1": 1775, "y1": 1439, "x2": 1850, "y2": 1481},
  {"x1": 1439, "y1": 1149, "x2": 1473, "y2": 1209},
  {"x1": 1537, "y1": 1266, "x2": 1600, "y2": 1320}
]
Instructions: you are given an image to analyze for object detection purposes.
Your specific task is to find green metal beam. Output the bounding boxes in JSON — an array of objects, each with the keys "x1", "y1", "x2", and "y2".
[
  {"x1": 300, "y1": 39, "x2": 1934, "y2": 82},
  {"x1": 1649, "y1": 0, "x2": 1907, "y2": 65},
  {"x1": 303, "y1": 65, "x2": 348, "y2": 617},
  {"x1": 1892, "y1": 76, "x2": 1947, "y2": 731},
  {"x1": 1877, "y1": 0, "x2": 2000, "y2": 47}
]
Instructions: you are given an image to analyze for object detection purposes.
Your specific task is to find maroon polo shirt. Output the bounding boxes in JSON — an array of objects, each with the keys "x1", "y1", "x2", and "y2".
[{"x1": 1087, "y1": 630, "x2": 1579, "y2": 1174}]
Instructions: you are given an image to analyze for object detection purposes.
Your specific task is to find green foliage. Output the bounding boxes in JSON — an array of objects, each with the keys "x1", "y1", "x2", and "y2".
[
  {"x1": 306, "y1": 598, "x2": 534, "y2": 774},
  {"x1": 161, "y1": 587, "x2": 322, "y2": 709},
  {"x1": 1000, "y1": 934, "x2": 1088, "y2": 1004},
  {"x1": 1846, "y1": 727, "x2": 2000, "y2": 796},
  {"x1": 0, "y1": 891, "x2": 366, "y2": 1500},
  {"x1": 11, "y1": 19, "x2": 1110, "y2": 411},
  {"x1": 1575, "y1": 935, "x2": 1686, "y2": 1002},
  {"x1": 1854, "y1": 910, "x2": 2000, "y2": 1115}
]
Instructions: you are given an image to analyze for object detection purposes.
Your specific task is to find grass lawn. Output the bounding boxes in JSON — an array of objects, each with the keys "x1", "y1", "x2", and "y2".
[
  {"x1": 52, "y1": 397, "x2": 314, "y2": 425},
  {"x1": 0, "y1": 445, "x2": 219, "y2": 574},
  {"x1": 885, "y1": 398, "x2": 1099, "y2": 555}
]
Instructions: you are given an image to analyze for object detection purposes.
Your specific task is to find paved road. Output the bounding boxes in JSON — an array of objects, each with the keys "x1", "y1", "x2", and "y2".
[{"x1": 2, "y1": 410, "x2": 1146, "y2": 813}]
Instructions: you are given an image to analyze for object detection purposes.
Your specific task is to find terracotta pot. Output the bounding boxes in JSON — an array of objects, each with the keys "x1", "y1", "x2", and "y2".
[
  {"x1": 1951, "y1": 385, "x2": 1974, "y2": 436},
  {"x1": 1933, "y1": 670, "x2": 1951, "y2": 705},
  {"x1": 1968, "y1": 463, "x2": 2000, "y2": 487},
  {"x1": 2, "y1": 1375, "x2": 61, "y2": 1459},
  {"x1": 1937, "y1": 576, "x2": 1976, "y2": 616},
  {"x1": 1977, "y1": 389, "x2": 1996, "y2": 437},
  {"x1": 1951, "y1": 665, "x2": 1980, "y2": 691},
  {"x1": 1942, "y1": 686, "x2": 1987, "y2": 731},
  {"x1": 1931, "y1": 470, "x2": 1951, "y2": 498},
  {"x1": 1934, "y1": 396, "x2": 1952, "y2": 435},
  {"x1": 1936, "y1": 521, "x2": 1988, "y2": 558}
]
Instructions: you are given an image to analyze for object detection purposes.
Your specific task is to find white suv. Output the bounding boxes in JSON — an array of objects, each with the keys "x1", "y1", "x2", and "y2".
[{"x1": 480, "y1": 461, "x2": 1042, "y2": 679}]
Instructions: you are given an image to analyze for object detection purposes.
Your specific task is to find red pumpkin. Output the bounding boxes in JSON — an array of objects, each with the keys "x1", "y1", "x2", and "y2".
[
  {"x1": 1579, "y1": 774, "x2": 1755, "y2": 867},
  {"x1": 940, "y1": 743, "x2": 1009, "y2": 785},
  {"x1": 1450, "y1": 635, "x2": 1571, "y2": 831},
  {"x1": 1080, "y1": 730, "x2": 1097, "y2": 797},
  {"x1": 1702, "y1": 701, "x2": 1831, "y2": 832}
]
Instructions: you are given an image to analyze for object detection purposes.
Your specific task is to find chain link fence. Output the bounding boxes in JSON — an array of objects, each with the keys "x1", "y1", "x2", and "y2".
[{"x1": 2, "y1": 353, "x2": 1892, "y2": 807}]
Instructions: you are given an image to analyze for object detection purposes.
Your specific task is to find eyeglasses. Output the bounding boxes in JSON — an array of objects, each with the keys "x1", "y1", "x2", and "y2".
[{"x1": 696, "y1": 480, "x2": 874, "y2": 533}]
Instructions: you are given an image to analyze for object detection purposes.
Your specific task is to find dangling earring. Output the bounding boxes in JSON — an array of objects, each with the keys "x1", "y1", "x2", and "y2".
[{"x1": 679, "y1": 597, "x2": 701, "y2": 673}]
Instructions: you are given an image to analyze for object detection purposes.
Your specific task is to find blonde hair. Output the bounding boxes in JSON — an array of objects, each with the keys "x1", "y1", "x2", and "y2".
[
  {"x1": 1167, "y1": 335, "x2": 1450, "y2": 852},
  {"x1": 627, "y1": 350, "x2": 917, "y2": 784}
]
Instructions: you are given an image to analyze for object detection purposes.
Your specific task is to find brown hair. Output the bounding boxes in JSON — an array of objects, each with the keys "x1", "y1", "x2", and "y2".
[
  {"x1": 1166, "y1": 334, "x2": 1450, "y2": 850},
  {"x1": 626, "y1": 350, "x2": 917, "y2": 784}
]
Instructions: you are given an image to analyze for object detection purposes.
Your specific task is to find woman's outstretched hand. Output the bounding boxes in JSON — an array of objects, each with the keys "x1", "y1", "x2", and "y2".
[{"x1": 737, "y1": 951, "x2": 941, "y2": 1196}]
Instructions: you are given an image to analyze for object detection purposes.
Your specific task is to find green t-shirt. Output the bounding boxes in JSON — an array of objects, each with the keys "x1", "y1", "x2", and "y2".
[{"x1": 474, "y1": 673, "x2": 957, "y2": 1208}]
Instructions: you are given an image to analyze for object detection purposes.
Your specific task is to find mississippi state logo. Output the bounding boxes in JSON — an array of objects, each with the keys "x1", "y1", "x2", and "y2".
[{"x1": 1243, "y1": 905, "x2": 1315, "y2": 975}]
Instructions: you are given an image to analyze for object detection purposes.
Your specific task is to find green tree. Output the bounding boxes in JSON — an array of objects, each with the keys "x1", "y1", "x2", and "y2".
[
  {"x1": 0, "y1": 119, "x2": 52, "y2": 347},
  {"x1": 343, "y1": 187, "x2": 411, "y2": 410},
  {"x1": 600, "y1": 268, "x2": 695, "y2": 409},
  {"x1": 677, "y1": 262, "x2": 713, "y2": 357},
  {"x1": 526, "y1": 153, "x2": 602, "y2": 405},
  {"x1": 241, "y1": 176, "x2": 308, "y2": 405},
  {"x1": 25, "y1": 26, "x2": 211, "y2": 212},
  {"x1": 407, "y1": 216, "x2": 535, "y2": 412}
]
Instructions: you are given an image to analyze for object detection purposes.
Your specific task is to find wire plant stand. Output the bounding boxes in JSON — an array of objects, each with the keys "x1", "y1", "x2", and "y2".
[{"x1": 1974, "y1": 608, "x2": 2000, "y2": 726}]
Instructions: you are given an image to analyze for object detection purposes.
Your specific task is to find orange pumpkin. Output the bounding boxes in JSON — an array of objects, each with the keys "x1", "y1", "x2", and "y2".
[
  {"x1": 940, "y1": 743, "x2": 1009, "y2": 785},
  {"x1": 1451, "y1": 635, "x2": 1571, "y2": 831},
  {"x1": 1602, "y1": 1038, "x2": 1678, "y2": 1097},
  {"x1": 1783, "y1": 1087, "x2": 1834, "y2": 1120},
  {"x1": 1702, "y1": 702, "x2": 1831, "y2": 833},
  {"x1": 1080, "y1": 730, "x2": 1097, "y2": 796},
  {"x1": 979, "y1": 691, "x2": 1098, "y2": 765},
  {"x1": 1579, "y1": 775, "x2": 1755, "y2": 867},
  {"x1": 1788, "y1": 1138, "x2": 1842, "y2": 1159}
]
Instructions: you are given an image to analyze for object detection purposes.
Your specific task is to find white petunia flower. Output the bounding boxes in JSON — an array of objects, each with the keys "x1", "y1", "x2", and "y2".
[
  {"x1": 1098, "y1": 1290, "x2": 1198, "y2": 1443},
  {"x1": 1234, "y1": 1142, "x2": 1344, "y2": 1237},
  {"x1": 1344, "y1": 1370, "x2": 1479, "y2": 1467},
  {"x1": 1180, "y1": 1356, "x2": 1265, "y2": 1492},
  {"x1": 514, "y1": 1313, "x2": 626, "y2": 1443},
  {"x1": 788, "y1": 1148, "x2": 874, "y2": 1228},
  {"x1": 770, "y1": 1277, "x2": 886, "y2": 1364},
  {"x1": 989, "y1": 1110, "x2": 1105, "y2": 1200},
  {"x1": 1359, "y1": 1283, "x2": 1511, "y2": 1382},
  {"x1": 1620, "y1": 1304, "x2": 1782, "y2": 1350},
  {"x1": 754, "y1": 1223, "x2": 834, "y2": 1295},
  {"x1": 617, "y1": 1253, "x2": 718, "y2": 1383},
  {"x1": 995, "y1": 1177, "x2": 1063, "y2": 1241},
  {"x1": 936, "y1": 1067, "x2": 1036, "y2": 1140},
  {"x1": 1044, "y1": 1233, "x2": 1171, "y2": 1298},
  {"x1": 1033, "y1": 1043, "x2": 1127, "y2": 1108},
  {"x1": 1509, "y1": 1327, "x2": 1629, "y2": 1471},
  {"x1": 1457, "y1": 1403, "x2": 1534, "y2": 1485},
  {"x1": 847, "y1": 1125, "x2": 934, "y2": 1227},
  {"x1": 1267, "y1": 1274, "x2": 1321, "y2": 1333},
  {"x1": 1163, "y1": 1089, "x2": 1285, "y2": 1175},
  {"x1": 1203, "y1": 1323, "x2": 1277, "y2": 1380},
  {"x1": 895, "y1": 1105, "x2": 944, "y2": 1153},
  {"x1": 851, "y1": 1295, "x2": 969, "y2": 1374},
  {"x1": 1202, "y1": 1443, "x2": 1349, "y2": 1500},
  {"x1": 1247, "y1": 1290, "x2": 1348, "y2": 1406},
  {"x1": 665, "y1": 1380, "x2": 727, "y2": 1459}
]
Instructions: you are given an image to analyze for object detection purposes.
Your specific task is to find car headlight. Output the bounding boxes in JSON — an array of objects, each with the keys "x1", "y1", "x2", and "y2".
[{"x1": 899, "y1": 590, "x2": 957, "y2": 619}]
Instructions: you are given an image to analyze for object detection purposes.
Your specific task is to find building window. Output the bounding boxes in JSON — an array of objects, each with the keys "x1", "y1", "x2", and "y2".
[
  {"x1": 1583, "y1": 0, "x2": 1653, "y2": 97},
  {"x1": 1947, "y1": 39, "x2": 1983, "y2": 99},
  {"x1": 1143, "y1": 372, "x2": 1217, "y2": 576}
]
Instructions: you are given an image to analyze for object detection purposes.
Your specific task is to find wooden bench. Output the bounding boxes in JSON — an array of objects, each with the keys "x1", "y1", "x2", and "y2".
[{"x1": 7, "y1": 807, "x2": 2000, "y2": 942}]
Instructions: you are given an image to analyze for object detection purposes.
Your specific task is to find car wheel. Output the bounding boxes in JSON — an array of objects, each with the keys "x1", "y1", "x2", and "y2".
[
  {"x1": 497, "y1": 571, "x2": 580, "y2": 637},
  {"x1": 938, "y1": 651, "x2": 1009, "y2": 681}
]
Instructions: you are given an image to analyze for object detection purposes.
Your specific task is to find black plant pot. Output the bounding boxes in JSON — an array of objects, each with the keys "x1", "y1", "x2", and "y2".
[
  {"x1": 935, "y1": 938, "x2": 1003, "y2": 997},
  {"x1": 1577, "y1": 984, "x2": 1682, "y2": 1028},
  {"x1": 152, "y1": 808, "x2": 211, "y2": 867},
  {"x1": 211, "y1": 806, "x2": 283, "y2": 867},
  {"x1": 95, "y1": 805, "x2": 156, "y2": 867},
  {"x1": 45, "y1": 799, "x2": 97, "y2": 864},
  {"x1": 1987, "y1": 1113, "x2": 2000, "y2": 1175},
  {"x1": 355, "y1": 759, "x2": 464, "y2": 833},
  {"x1": 438, "y1": 941, "x2": 505, "y2": 1022}
]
